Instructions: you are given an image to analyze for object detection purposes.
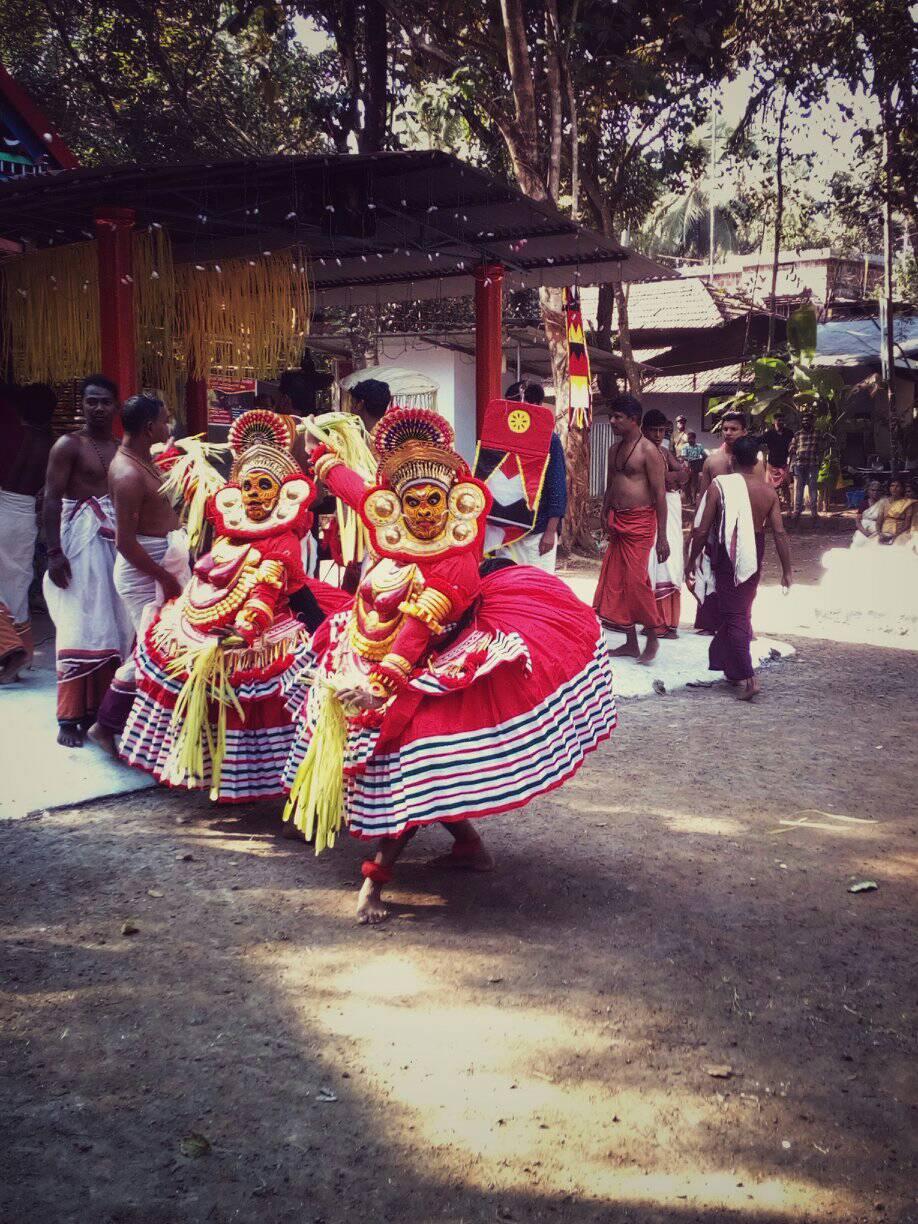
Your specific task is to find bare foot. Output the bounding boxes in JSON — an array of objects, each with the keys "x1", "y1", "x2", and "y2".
[
  {"x1": 638, "y1": 635, "x2": 659, "y2": 665},
  {"x1": 428, "y1": 842, "x2": 496, "y2": 872},
  {"x1": 57, "y1": 722, "x2": 84, "y2": 748},
  {"x1": 0, "y1": 650, "x2": 28, "y2": 684},
  {"x1": 356, "y1": 878, "x2": 390, "y2": 924},
  {"x1": 610, "y1": 642, "x2": 641, "y2": 658},
  {"x1": 736, "y1": 677, "x2": 760, "y2": 701},
  {"x1": 659, "y1": 628, "x2": 679, "y2": 640},
  {"x1": 86, "y1": 722, "x2": 118, "y2": 757}
]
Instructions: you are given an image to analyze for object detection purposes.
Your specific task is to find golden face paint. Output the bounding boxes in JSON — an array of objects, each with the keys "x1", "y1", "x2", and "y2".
[
  {"x1": 401, "y1": 482, "x2": 449, "y2": 541},
  {"x1": 241, "y1": 469, "x2": 281, "y2": 521}
]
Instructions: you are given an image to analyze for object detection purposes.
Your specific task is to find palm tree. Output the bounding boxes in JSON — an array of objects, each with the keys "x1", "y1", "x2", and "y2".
[{"x1": 641, "y1": 181, "x2": 738, "y2": 261}]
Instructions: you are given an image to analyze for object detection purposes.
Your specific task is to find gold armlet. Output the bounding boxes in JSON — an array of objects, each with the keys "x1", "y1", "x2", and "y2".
[
  {"x1": 314, "y1": 452, "x2": 343, "y2": 481},
  {"x1": 398, "y1": 587, "x2": 453, "y2": 634},
  {"x1": 255, "y1": 559, "x2": 285, "y2": 589}
]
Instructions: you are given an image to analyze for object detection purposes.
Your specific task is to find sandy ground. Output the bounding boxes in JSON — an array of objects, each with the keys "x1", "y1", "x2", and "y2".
[{"x1": 2, "y1": 621, "x2": 916, "y2": 1223}]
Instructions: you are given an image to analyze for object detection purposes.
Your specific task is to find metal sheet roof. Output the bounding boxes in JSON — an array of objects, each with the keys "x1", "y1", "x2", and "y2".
[{"x1": 0, "y1": 150, "x2": 668, "y2": 305}]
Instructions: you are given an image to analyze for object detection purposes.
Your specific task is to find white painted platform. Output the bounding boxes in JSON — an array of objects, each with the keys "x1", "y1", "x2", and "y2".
[
  {"x1": 560, "y1": 571, "x2": 795, "y2": 697},
  {"x1": 0, "y1": 667, "x2": 155, "y2": 819}
]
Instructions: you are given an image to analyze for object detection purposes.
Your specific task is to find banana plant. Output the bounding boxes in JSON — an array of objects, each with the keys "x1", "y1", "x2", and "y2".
[{"x1": 708, "y1": 305, "x2": 850, "y2": 449}]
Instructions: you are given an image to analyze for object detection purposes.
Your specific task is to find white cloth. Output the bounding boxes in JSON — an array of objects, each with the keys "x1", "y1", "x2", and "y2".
[
  {"x1": 42, "y1": 496, "x2": 134, "y2": 679},
  {"x1": 693, "y1": 474, "x2": 757, "y2": 602},
  {"x1": 0, "y1": 489, "x2": 38, "y2": 625},
  {"x1": 111, "y1": 529, "x2": 191, "y2": 688},
  {"x1": 850, "y1": 498, "x2": 887, "y2": 548},
  {"x1": 648, "y1": 490, "x2": 684, "y2": 596},
  {"x1": 491, "y1": 530, "x2": 557, "y2": 573}
]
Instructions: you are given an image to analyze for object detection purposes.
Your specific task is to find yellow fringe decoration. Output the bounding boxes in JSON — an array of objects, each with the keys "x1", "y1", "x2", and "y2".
[
  {"x1": 177, "y1": 247, "x2": 311, "y2": 380},
  {"x1": 133, "y1": 227, "x2": 177, "y2": 399},
  {"x1": 282, "y1": 683, "x2": 347, "y2": 854},
  {"x1": 304, "y1": 412, "x2": 377, "y2": 566},
  {"x1": 155, "y1": 434, "x2": 230, "y2": 552},
  {"x1": 164, "y1": 638, "x2": 244, "y2": 801},
  {"x1": 1, "y1": 240, "x2": 100, "y2": 384},
  {"x1": 0, "y1": 234, "x2": 309, "y2": 398}
]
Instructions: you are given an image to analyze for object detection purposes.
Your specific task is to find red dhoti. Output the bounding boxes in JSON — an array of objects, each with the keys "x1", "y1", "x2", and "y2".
[{"x1": 593, "y1": 506, "x2": 663, "y2": 631}]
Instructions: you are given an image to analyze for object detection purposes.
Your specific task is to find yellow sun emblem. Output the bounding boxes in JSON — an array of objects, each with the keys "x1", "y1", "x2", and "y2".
[{"x1": 507, "y1": 408, "x2": 531, "y2": 434}]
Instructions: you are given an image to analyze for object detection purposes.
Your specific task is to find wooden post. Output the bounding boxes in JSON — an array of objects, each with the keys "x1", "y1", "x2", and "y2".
[
  {"x1": 474, "y1": 263, "x2": 504, "y2": 437},
  {"x1": 94, "y1": 207, "x2": 136, "y2": 418}
]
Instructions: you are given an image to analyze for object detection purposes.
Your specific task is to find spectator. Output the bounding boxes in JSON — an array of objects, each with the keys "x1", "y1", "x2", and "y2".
[
  {"x1": 789, "y1": 412, "x2": 828, "y2": 525},
  {"x1": 681, "y1": 431, "x2": 708, "y2": 506}
]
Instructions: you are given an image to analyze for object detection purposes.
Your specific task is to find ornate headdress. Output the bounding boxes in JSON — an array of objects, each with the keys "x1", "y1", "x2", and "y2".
[
  {"x1": 362, "y1": 407, "x2": 490, "y2": 560},
  {"x1": 228, "y1": 408, "x2": 300, "y2": 483},
  {"x1": 212, "y1": 409, "x2": 314, "y2": 539},
  {"x1": 372, "y1": 407, "x2": 465, "y2": 494}
]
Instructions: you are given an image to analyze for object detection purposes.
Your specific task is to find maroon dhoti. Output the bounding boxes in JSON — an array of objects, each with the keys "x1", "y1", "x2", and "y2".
[
  {"x1": 708, "y1": 534, "x2": 765, "y2": 682},
  {"x1": 593, "y1": 506, "x2": 663, "y2": 631}
]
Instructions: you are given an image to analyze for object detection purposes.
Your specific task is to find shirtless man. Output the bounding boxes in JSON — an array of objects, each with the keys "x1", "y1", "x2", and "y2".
[
  {"x1": 593, "y1": 394, "x2": 669, "y2": 663},
  {"x1": 89, "y1": 394, "x2": 190, "y2": 753},
  {"x1": 697, "y1": 410, "x2": 749, "y2": 497},
  {"x1": 43, "y1": 375, "x2": 132, "y2": 747},
  {"x1": 687, "y1": 435, "x2": 792, "y2": 700},
  {"x1": 0, "y1": 385, "x2": 55, "y2": 671}
]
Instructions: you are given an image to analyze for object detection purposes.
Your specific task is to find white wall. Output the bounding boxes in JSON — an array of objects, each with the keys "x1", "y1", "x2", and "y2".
[{"x1": 376, "y1": 338, "x2": 479, "y2": 464}]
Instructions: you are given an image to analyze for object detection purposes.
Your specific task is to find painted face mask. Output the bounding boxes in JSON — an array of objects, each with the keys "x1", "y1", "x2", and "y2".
[
  {"x1": 241, "y1": 469, "x2": 281, "y2": 521},
  {"x1": 401, "y1": 482, "x2": 449, "y2": 540}
]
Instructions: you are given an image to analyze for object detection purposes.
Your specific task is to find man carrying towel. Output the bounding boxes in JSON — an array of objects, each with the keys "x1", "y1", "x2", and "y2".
[
  {"x1": 88, "y1": 394, "x2": 190, "y2": 754},
  {"x1": 687, "y1": 435, "x2": 792, "y2": 700}
]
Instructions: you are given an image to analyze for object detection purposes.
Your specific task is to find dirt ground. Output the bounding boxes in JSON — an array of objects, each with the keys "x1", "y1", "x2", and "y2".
[{"x1": 3, "y1": 614, "x2": 916, "y2": 1223}]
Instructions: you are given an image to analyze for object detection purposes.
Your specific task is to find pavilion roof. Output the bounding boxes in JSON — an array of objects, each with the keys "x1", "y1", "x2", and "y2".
[{"x1": 0, "y1": 150, "x2": 667, "y2": 305}]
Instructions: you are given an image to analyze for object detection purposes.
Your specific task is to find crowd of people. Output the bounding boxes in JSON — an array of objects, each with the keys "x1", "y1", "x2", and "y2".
[
  {"x1": 592, "y1": 399, "x2": 792, "y2": 698},
  {"x1": 4, "y1": 370, "x2": 911, "y2": 910},
  {"x1": 0, "y1": 372, "x2": 609, "y2": 924}
]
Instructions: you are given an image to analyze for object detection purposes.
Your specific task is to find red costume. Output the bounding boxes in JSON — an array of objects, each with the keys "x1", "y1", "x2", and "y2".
[
  {"x1": 283, "y1": 407, "x2": 617, "y2": 849},
  {"x1": 119, "y1": 411, "x2": 342, "y2": 802}
]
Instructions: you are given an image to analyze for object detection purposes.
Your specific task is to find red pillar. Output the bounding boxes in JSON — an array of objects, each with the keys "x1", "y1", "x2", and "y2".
[
  {"x1": 185, "y1": 377, "x2": 208, "y2": 437},
  {"x1": 474, "y1": 263, "x2": 503, "y2": 438},
  {"x1": 94, "y1": 207, "x2": 136, "y2": 415}
]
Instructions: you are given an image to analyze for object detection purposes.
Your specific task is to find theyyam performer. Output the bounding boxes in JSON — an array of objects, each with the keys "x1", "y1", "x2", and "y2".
[
  {"x1": 119, "y1": 409, "x2": 344, "y2": 801},
  {"x1": 284, "y1": 407, "x2": 618, "y2": 924}
]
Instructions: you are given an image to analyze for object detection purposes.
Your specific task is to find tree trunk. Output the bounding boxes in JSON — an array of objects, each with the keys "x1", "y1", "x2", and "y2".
[
  {"x1": 613, "y1": 282, "x2": 641, "y2": 397},
  {"x1": 767, "y1": 87, "x2": 790, "y2": 354},
  {"x1": 359, "y1": 0, "x2": 388, "y2": 153}
]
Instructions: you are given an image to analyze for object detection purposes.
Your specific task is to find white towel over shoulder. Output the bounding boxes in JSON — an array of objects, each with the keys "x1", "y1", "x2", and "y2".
[{"x1": 713, "y1": 473, "x2": 758, "y2": 585}]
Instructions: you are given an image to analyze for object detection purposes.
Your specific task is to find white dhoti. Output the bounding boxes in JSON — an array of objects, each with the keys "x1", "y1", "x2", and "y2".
[
  {"x1": 96, "y1": 529, "x2": 191, "y2": 733},
  {"x1": 43, "y1": 496, "x2": 134, "y2": 723},
  {"x1": 488, "y1": 527, "x2": 558, "y2": 573},
  {"x1": 0, "y1": 489, "x2": 39, "y2": 642},
  {"x1": 648, "y1": 491, "x2": 684, "y2": 597}
]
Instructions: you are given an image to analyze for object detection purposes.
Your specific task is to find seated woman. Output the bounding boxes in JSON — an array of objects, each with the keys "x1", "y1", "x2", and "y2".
[
  {"x1": 851, "y1": 479, "x2": 887, "y2": 548},
  {"x1": 283, "y1": 407, "x2": 618, "y2": 924},
  {"x1": 878, "y1": 478, "x2": 917, "y2": 546},
  {"x1": 119, "y1": 410, "x2": 346, "y2": 803}
]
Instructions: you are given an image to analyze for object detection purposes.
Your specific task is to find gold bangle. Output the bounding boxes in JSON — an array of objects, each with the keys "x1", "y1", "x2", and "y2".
[
  {"x1": 314, "y1": 452, "x2": 343, "y2": 481},
  {"x1": 379, "y1": 653, "x2": 412, "y2": 679},
  {"x1": 368, "y1": 672, "x2": 395, "y2": 697}
]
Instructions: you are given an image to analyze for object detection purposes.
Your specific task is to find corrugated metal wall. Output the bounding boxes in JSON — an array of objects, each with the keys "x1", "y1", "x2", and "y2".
[{"x1": 589, "y1": 418, "x2": 611, "y2": 496}]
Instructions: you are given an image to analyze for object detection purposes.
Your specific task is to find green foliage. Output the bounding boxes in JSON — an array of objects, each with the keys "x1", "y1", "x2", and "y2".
[
  {"x1": 709, "y1": 307, "x2": 851, "y2": 463},
  {"x1": 0, "y1": 0, "x2": 332, "y2": 163}
]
